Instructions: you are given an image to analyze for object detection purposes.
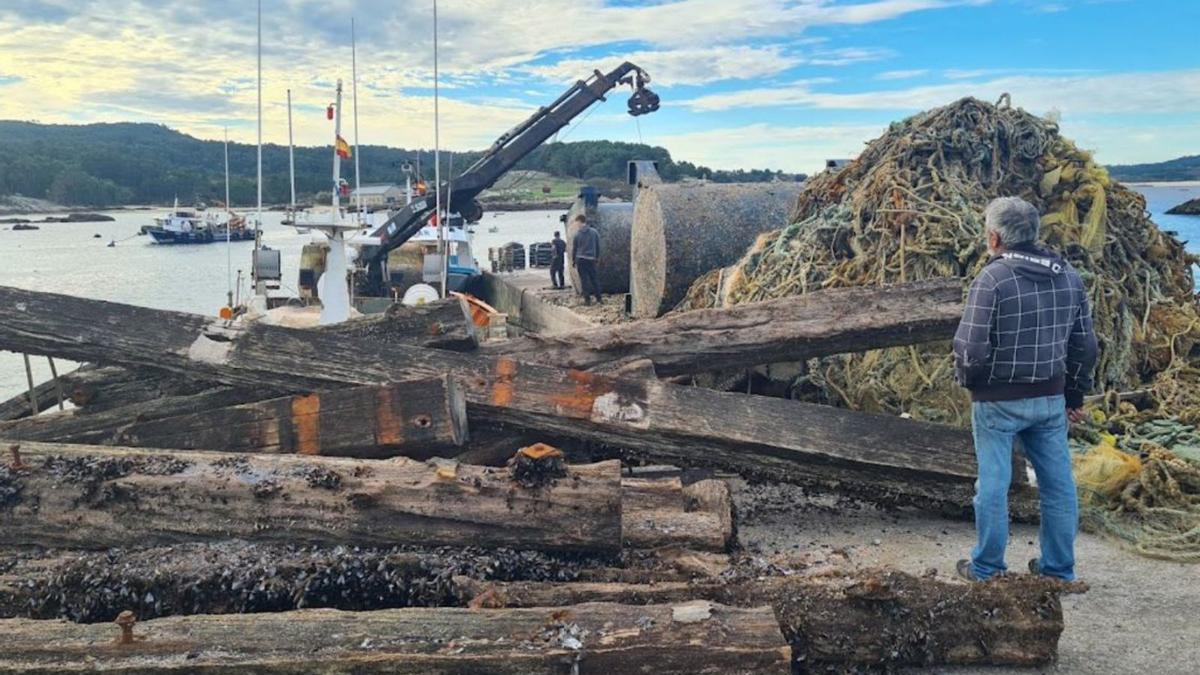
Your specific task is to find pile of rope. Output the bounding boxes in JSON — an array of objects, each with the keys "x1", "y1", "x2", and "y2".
[
  {"x1": 678, "y1": 96, "x2": 1199, "y2": 426},
  {"x1": 676, "y1": 96, "x2": 1200, "y2": 559},
  {"x1": 1073, "y1": 412, "x2": 1200, "y2": 561}
]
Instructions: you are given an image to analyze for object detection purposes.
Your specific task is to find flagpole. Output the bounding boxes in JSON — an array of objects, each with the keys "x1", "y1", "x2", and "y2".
[
  {"x1": 433, "y1": 0, "x2": 444, "y2": 298},
  {"x1": 351, "y1": 17, "x2": 362, "y2": 224}
]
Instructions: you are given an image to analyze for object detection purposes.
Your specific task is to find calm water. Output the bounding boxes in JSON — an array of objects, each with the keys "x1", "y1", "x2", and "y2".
[
  {"x1": 2, "y1": 185, "x2": 1199, "y2": 400},
  {"x1": 0, "y1": 207, "x2": 569, "y2": 398}
]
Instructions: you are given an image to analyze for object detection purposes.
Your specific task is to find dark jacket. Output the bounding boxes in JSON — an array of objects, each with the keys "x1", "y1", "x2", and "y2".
[
  {"x1": 572, "y1": 226, "x2": 600, "y2": 262},
  {"x1": 552, "y1": 237, "x2": 566, "y2": 261},
  {"x1": 952, "y1": 243, "x2": 1099, "y2": 408}
]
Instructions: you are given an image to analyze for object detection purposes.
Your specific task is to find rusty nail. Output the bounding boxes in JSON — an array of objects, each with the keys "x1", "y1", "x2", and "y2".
[
  {"x1": 115, "y1": 610, "x2": 137, "y2": 645},
  {"x1": 8, "y1": 444, "x2": 26, "y2": 471}
]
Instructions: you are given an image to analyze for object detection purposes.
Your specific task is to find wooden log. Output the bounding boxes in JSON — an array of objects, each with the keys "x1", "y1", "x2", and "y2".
[
  {"x1": 0, "y1": 285, "x2": 1033, "y2": 516},
  {"x1": 630, "y1": 182, "x2": 803, "y2": 317},
  {"x1": 487, "y1": 279, "x2": 964, "y2": 376},
  {"x1": 622, "y1": 477, "x2": 733, "y2": 552},
  {"x1": 0, "y1": 602, "x2": 789, "y2": 674},
  {"x1": 450, "y1": 571, "x2": 1072, "y2": 669},
  {"x1": 566, "y1": 200, "x2": 634, "y2": 294},
  {"x1": 36, "y1": 378, "x2": 468, "y2": 458},
  {"x1": 0, "y1": 365, "x2": 161, "y2": 421},
  {"x1": 0, "y1": 441, "x2": 623, "y2": 553}
]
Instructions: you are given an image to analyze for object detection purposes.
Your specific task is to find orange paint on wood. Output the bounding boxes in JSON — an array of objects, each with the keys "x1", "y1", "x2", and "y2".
[
  {"x1": 375, "y1": 387, "x2": 405, "y2": 446},
  {"x1": 549, "y1": 369, "x2": 608, "y2": 418},
  {"x1": 491, "y1": 358, "x2": 518, "y2": 407},
  {"x1": 291, "y1": 394, "x2": 322, "y2": 455}
]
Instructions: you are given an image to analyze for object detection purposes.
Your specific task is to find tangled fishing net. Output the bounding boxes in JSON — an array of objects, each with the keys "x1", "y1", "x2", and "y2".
[{"x1": 677, "y1": 95, "x2": 1200, "y2": 559}]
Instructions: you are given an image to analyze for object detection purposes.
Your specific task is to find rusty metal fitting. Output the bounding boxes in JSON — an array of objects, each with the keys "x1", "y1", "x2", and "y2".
[
  {"x1": 114, "y1": 610, "x2": 137, "y2": 645},
  {"x1": 8, "y1": 444, "x2": 26, "y2": 471}
]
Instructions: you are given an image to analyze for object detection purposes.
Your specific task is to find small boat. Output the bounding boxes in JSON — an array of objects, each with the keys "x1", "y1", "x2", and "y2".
[
  {"x1": 146, "y1": 202, "x2": 255, "y2": 245},
  {"x1": 487, "y1": 225, "x2": 499, "y2": 233}
]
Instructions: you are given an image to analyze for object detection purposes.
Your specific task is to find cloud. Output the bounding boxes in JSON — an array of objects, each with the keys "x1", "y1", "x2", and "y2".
[
  {"x1": 526, "y1": 45, "x2": 805, "y2": 87},
  {"x1": 876, "y1": 68, "x2": 929, "y2": 80},
  {"x1": 682, "y1": 69, "x2": 1200, "y2": 115}
]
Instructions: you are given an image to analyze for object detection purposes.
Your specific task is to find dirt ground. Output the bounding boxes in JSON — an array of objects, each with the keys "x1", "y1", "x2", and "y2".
[{"x1": 734, "y1": 482, "x2": 1199, "y2": 675}]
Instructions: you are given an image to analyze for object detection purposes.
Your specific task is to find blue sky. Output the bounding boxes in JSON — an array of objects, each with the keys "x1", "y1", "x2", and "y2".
[{"x1": 0, "y1": 0, "x2": 1196, "y2": 173}]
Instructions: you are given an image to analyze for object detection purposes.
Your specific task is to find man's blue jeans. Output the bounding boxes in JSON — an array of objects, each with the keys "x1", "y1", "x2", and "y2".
[{"x1": 971, "y1": 395, "x2": 1078, "y2": 580}]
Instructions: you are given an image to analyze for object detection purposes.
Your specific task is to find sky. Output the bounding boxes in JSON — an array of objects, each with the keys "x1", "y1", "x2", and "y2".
[{"x1": 0, "y1": 0, "x2": 1196, "y2": 174}]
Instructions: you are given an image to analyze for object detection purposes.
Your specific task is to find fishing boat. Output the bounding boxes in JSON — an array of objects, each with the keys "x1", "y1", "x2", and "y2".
[{"x1": 145, "y1": 202, "x2": 254, "y2": 245}]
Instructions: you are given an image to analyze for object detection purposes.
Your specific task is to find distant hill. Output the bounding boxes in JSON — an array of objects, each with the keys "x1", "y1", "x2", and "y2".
[
  {"x1": 0, "y1": 121, "x2": 799, "y2": 208},
  {"x1": 1107, "y1": 155, "x2": 1200, "y2": 183}
]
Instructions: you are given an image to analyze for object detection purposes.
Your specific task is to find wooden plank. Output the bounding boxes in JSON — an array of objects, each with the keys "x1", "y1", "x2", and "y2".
[
  {"x1": 490, "y1": 278, "x2": 964, "y2": 376},
  {"x1": 0, "y1": 602, "x2": 789, "y2": 674},
  {"x1": 0, "y1": 441, "x2": 622, "y2": 553},
  {"x1": 51, "y1": 377, "x2": 469, "y2": 458},
  {"x1": 0, "y1": 285, "x2": 1034, "y2": 516}
]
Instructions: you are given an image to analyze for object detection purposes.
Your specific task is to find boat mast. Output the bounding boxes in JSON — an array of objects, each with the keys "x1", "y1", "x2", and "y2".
[
  {"x1": 351, "y1": 17, "x2": 362, "y2": 224},
  {"x1": 255, "y1": 0, "x2": 262, "y2": 245},
  {"x1": 224, "y1": 127, "x2": 232, "y2": 309},
  {"x1": 287, "y1": 88, "x2": 296, "y2": 212},
  {"x1": 433, "y1": 0, "x2": 446, "y2": 297}
]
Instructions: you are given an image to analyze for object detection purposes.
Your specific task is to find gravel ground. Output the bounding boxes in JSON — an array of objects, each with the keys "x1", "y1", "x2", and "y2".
[{"x1": 733, "y1": 481, "x2": 1199, "y2": 675}]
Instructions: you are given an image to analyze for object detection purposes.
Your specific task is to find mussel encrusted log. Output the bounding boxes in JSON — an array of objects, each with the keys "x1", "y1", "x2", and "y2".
[
  {"x1": 630, "y1": 181, "x2": 803, "y2": 317},
  {"x1": 485, "y1": 278, "x2": 964, "y2": 376},
  {"x1": 0, "y1": 602, "x2": 789, "y2": 674},
  {"x1": 0, "y1": 442, "x2": 623, "y2": 553},
  {"x1": 0, "y1": 285, "x2": 1033, "y2": 516},
  {"x1": 450, "y1": 571, "x2": 1072, "y2": 670},
  {"x1": 8, "y1": 377, "x2": 469, "y2": 459}
]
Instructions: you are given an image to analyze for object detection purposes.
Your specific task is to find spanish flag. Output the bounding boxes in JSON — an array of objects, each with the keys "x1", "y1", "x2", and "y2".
[{"x1": 335, "y1": 135, "x2": 352, "y2": 159}]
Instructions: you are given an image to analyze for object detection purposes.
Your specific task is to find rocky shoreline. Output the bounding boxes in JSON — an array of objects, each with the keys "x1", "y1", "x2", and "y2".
[
  {"x1": 1166, "y1": 197, "x2": 1200, "y2": 215},
  {"x1": 0, "y1": 212, "x2": 115, "y2": 225}
]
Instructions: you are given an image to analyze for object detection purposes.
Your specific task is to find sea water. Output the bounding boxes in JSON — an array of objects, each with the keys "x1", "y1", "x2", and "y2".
[{"x1": 1, "y1": 185, "x2": 1198, "y2": 399}]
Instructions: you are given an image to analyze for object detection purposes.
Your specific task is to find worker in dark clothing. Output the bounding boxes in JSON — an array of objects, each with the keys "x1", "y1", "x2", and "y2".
[
  {"x1": 571, "y1": 214, "x2": 602, "y2": 305},
  {"x1": 953, "y1": 197, "x2": 1098, "y2": 583},
  {"x1": 550, "y1": 231, "x2": 567, "y2": 289}
]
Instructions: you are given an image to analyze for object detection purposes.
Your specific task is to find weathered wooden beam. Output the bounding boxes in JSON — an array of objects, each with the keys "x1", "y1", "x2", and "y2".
[
  {"x1": 0, "y1": 285, "x2": 1031, "y2": 516},
  {"x1": 622, "y1": 477, "x2": 733, "y2": 552},
  {"x1": 452, "y1": 571, "x2": 1073, "y2": 670},
  {"x1": 0, "y1": 387, "x2": 271, "y2": 443},
  {"x1": 333, "y1": 297, "x2": 479, "y2": 352},
  {"x1": 35, "y1": 377, "x2": 468, "y2": 459},
  {"x1": 0, "y1": 441, "x2": 623, "y2": 553},
  {"x1": 487, "y1": 279, "x2": 965, "y2": 376},
  {"x1": 0, "y1": 602, "x2": 789, "y2": 674}
]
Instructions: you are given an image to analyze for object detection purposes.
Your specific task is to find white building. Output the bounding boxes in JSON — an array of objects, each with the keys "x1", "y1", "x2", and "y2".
[{"x1": 351, "y1": 184, "x2": 404, "y2": 207}]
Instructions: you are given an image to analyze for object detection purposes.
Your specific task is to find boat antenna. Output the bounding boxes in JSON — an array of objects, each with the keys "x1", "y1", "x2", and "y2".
[
  {"x1": 224, "y1": 127, "x2": 232, "y2": 309},
  {"x1": 351, "y1": 17, "x2": 362, "y2": 224},
  {"x1": 433, "y1": 0, "x2": 444, "y2": 298},
  {"x1": 287, "y1": 88, "x2": 296, "y2": 214}
]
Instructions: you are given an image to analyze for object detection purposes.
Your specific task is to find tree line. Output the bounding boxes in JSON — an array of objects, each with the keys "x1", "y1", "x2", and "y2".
[{"x1": 0, "y1": 121, "x2": 801, "y2": 207}]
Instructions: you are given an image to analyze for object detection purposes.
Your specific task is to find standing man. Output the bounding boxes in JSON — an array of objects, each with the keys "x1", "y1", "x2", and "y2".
[
  {"x1": 953, "y1": 196, "x2": 1097, "y2": 582},
  {"x1": 550, "y1": 230, "x2": 567, "y2": 290},
  {"x1": 571, "y1": 214, "x2": 602, "y2": 305}
]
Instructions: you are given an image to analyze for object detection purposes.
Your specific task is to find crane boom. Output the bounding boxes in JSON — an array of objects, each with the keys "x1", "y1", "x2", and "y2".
[{"x1": 359, "y1": 61, "x2": 659, "y2": 295}]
